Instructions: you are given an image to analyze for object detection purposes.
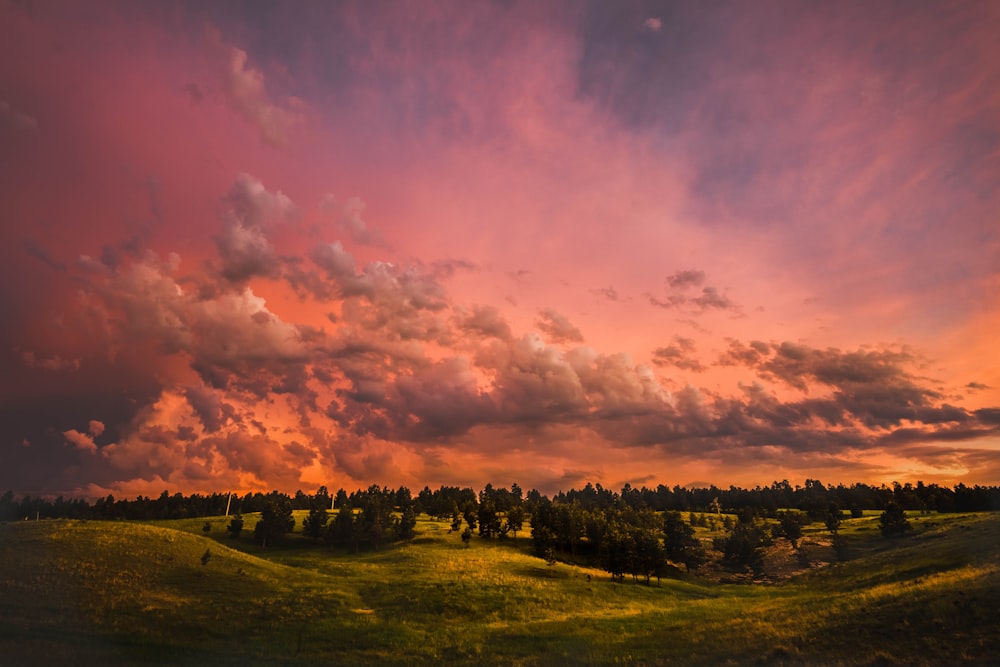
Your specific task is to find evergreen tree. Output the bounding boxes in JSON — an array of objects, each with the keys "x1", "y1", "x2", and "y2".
[
  {"x1": 505, "y1": 505, "x2": 525, "y2": 539},
  {"x1": 226, "y1": 514, "x2": 244, "y2": 539},
  {"x1": 477, "y1": 498, "x2": 501, "y2": 538},
  {"x1": 254, "y1": 497, "x2": 295, "y2": 548},
  {"x1": 360, "y1": 488, "x2": 396, "y2": 550},
  {"x1": 879, "y1": 501, "x2": 911, "y2": 537},
  {"x1": 302, "y1": 505, "x2": 329, "y2": 543},
  {"x1": 398, "y1": 504, "x2": 417, "y2": 540},
  {"x1": 716, "y1": 518, "x2": 769, "y2": 572},
  {"x1": 825, "y1": 502, "x2": 842, "y2": 534},
  {"x1": 777, "y1": 512, "x2": 804, "y2": 549},
  {"x1": 329, "y1": 505, "x2": 359, "y2": 551},
  {"x1": 662, "y1": 511, "x2": 707, "y2": 572}
]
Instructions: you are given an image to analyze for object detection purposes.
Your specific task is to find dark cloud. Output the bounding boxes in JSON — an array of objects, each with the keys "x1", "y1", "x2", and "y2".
[
  {"x1": 651, "y1": 336, "x2": 706, "y2": 372},
  {"x1": 182, "y1": 82, "x2": 204, "y2": 102},
  {"x1": 216, "y1": 174, "x2": 295, "y2": 283},
  {"x1": 536, "y1": 308, "x2": 584, "y2": 343},
  {"x1": 216, "y1": 220, "x2": 281, "y2": 282},
  {"x1": 23, "y1": 239, "x2": 65, "y2": 272},
  {"x1": 666, "y1": 269, "x2": 706, "y2": 290},
  {"x1": 184, "y1": 385, "x2": 237, "y2": 433},
  {"x1": 648, "y1": 270, "x2": 741, "y2": 314},
  {"x1": 713, "y1": 339, "x2": 989, "y2": 434},
  {"x1": 430, "y1": 258, "x2": 478, "y2": 279},
  {"x1": 458, "y1": 305, "x2": 512, "y2": 341}
]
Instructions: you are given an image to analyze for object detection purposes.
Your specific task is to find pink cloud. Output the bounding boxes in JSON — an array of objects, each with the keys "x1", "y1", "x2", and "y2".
[
  {"x1": 63, "y1": 429, "x2": 97, "y2": 454},
  {"x1": 207, "y1": 29, "x2": 304, "y2": 147}
]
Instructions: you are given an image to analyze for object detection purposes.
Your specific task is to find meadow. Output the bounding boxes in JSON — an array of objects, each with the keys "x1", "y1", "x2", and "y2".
[{"x1": 0, "y1": 510, "x2": 997, "y2": 665}]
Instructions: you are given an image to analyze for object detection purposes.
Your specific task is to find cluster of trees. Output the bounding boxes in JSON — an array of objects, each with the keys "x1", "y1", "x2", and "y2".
[
  {"x1": 3, "y1": 480, "x2": 997, "y2": 524},
  {"x1": 529, "y1": 500, "x2": 708, "y2": 583},
  {"x1": 223, "y1": 485, "x2": 418, "y2": 551},
  {"x1": 324, "y1": 485, "x2": 417, "y2": 551}
]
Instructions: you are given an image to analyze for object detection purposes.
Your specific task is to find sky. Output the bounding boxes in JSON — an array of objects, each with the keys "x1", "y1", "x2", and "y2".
[{"x1": 1, "y1": 0, "x2": 998, "y2": 499}]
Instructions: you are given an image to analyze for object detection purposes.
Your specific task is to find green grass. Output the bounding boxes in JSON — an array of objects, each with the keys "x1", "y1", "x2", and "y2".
[{"x1": 1, "y1": 512, "x2": 998, "y2": 665}]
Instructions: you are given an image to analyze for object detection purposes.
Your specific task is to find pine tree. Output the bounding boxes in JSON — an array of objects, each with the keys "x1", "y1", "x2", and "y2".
[
  {"x1": 254, "y1": 497, "x2": 295, "y2": 548},
  {"x1": 879, "y1": 501, "x2": 911, "y2": 537},
  {"x1": 226, "y1": 514, "x2": 244, "y2": 539},
  {"x1": 662, "y1": 511, "x2": 707, "y2": 572},
  {"x1": 303, "y1": 505, "x2": 329, "y2": 543},
  {"x1": 398, "y1": 505, "x2": 417, "y2": 540}
]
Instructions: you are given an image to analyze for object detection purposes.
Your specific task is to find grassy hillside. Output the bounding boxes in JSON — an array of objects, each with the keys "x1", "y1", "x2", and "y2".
[{"x1": 0, "y1": 511, "x2": 997, "y2": 665}]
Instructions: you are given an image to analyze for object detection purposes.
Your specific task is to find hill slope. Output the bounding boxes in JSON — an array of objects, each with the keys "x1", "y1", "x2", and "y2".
[{"x1": 0, "y1": 513, "x2": 997, "y2": 665}]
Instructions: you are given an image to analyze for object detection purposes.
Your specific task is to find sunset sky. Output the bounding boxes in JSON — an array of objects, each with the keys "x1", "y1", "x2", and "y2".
[{"x1": 2, "y1": 0, "x2": 998, "y2": 498}]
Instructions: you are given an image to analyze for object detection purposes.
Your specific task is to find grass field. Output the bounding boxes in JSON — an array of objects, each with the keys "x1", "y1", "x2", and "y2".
[{"x1": 0, "y1": 511, "x2": 997, "y2": 665}]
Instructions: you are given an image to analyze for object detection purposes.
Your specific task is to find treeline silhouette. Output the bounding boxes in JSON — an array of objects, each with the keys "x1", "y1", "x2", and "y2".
[{"x1": 2, "y1": 479, "x2": 998, "y2": 523}]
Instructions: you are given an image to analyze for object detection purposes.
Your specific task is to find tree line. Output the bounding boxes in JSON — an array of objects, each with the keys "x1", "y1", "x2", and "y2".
[{"x1": 2, "y1": 479, "x2": 997, "y2": 524}]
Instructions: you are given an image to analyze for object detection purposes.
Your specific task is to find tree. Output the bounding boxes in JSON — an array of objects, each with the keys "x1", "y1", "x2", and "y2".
[
  {"x1": 662, "y1": 511, "x2": 707, "y2": 572},
  {"x1": 631, "y1": 527, "x2": 666, "y2": 584},
  {"x1": 314, "y1": 485, "x2": 332, "y2": 510},
  {"x1": 505, "y1": 505, "x2": 525, "y2": 539},
  {"x1": 359, "y1": 488, "x2": 396, "y2": 550},
  {"x1": 478, "y1": 498, "x2": 501, "y2": 538},
  {"x1": 777, "y1": 512, "x2": 804, "y2": 549},
  {"x1": 302, "y1": 505, "x2": 329, "y2": 543},
  {"x1": 825, "y1": 502, "x2": 842, "y2": 534},
  {"x1": 716, "y1": 519, "x2": 769, "y2": 572},
  {"x1": 461, "y1": 526, "x2": 473, "y2": 547},
  {"x1": 226, "y1": 514, "x2": 244, "y2": 539},
  {"x1": 879, "y1": 501, "x2": 911, "y2": 537},
  {"x1": 463, "y1": 504, "x2": 478, "y2": 532},
  {"x1": 328, "y1": 505, "x2": 359, "y2": 551},
  {"x1": 398, "y1": 504, "x2": 417, "y2": 540},
  {"x1": 254, "y1": 497, "x2": 295, "y2": 548}
]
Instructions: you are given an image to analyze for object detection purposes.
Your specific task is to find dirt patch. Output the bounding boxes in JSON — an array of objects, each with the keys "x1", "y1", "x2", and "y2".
[{"x1": 694, "y1": 536, "x2": 838, "y2": 584}]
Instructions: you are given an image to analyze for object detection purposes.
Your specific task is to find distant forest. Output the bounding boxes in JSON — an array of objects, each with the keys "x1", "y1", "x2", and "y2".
[{"x1": 2, "y1": 479, "x2": 998, "y2": 523}]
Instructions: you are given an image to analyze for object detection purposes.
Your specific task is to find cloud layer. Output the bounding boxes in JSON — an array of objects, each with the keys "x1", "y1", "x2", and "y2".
[{"x1": 1, "y1": 0, "x2": 997, "y2": 497}]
